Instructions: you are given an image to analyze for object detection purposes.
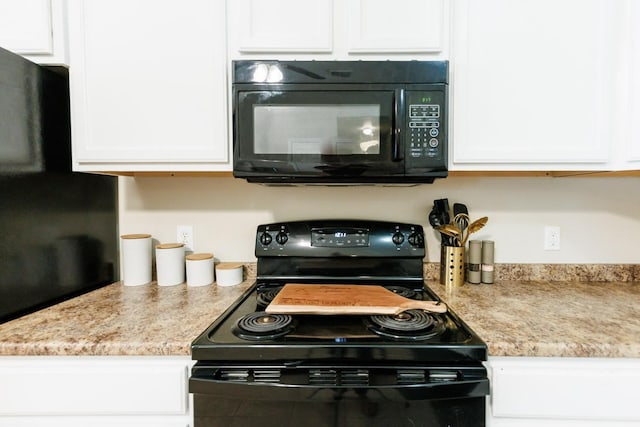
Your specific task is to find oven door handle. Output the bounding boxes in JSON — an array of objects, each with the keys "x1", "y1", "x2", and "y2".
[{"x1": 190, "y1": 375, "x2": 488, "y2": 402}]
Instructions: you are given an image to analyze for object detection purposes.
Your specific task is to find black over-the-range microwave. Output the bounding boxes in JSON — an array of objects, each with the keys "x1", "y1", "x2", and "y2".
[{"x1": 232, "y1": 60, "x2": 448, "y2": 185}]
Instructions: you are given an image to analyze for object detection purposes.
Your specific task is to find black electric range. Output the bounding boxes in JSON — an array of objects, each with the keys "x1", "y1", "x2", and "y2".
[{"x1": 190, "y1": 220, "x2": 489, "y2": 427}]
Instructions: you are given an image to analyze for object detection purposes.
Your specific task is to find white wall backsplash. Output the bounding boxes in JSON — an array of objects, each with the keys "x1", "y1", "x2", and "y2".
[{"x1": 118, "y1": 176, "x2": 640, "y2": 264}]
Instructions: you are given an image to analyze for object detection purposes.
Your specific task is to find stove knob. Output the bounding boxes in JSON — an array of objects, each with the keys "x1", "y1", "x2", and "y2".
[
  {"x1": 259, "y1": 232, "x2": 272, "y2": 245},
  {"x1": 275, "y1": 231, "x2": 288, "y2": 245},
  {"x1": 408, "y1": 232, "x2": 424, "y2": 247},
  {"x1": 392, "y1": 232, "x2": 405, "y2": 245}
]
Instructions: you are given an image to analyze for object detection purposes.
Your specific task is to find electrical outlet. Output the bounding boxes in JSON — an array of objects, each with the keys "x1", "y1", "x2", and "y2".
[
  {"x1": 544, "y1": 226, "x2": 560, "y2": 251},
  {"x1": 177, "y1": 225, "x2": 194, "y2": 252}
]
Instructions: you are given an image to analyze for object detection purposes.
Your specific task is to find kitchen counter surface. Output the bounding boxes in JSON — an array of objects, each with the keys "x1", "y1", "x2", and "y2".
[
  {"x1": 430, "y1": 280, "x2": 640, "y2": 358},
  {"x1": 1, "y1": 268, "x2": 639, "y2": 358},
  {"x1": 0, "y1": 278, "x2": 253, "y2": 356}
]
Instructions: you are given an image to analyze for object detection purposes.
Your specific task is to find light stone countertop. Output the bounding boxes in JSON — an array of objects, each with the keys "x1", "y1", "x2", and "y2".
[
  {"x1": 1, "y1": 264, "x2": 639, "y2": 358},
  {"x1": 0, "y1": 279, "x2": 252, "y2": 356},
  {"x1": 430, "y1": 280, "x2": 640, "y2": 358}
]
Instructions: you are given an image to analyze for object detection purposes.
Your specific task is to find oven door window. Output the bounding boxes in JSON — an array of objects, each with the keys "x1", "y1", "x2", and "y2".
[{"x1": 235, "y1": 90, "x2": 401, "y2": 177}]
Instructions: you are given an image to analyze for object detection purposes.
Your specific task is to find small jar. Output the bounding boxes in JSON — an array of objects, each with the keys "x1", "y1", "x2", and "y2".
[
  {"x1": 186, "y1": 253, "x2": 214, "y2": 287},
  {"x1": 155, "y1": 243, "x2": 185, "y2": 286},
  {"x1": 216, "y1": 263, "x2": 243, "y2": 287}
]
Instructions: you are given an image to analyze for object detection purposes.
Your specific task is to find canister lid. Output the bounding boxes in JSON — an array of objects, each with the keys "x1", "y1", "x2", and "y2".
[
  {"x1": 186, "y1": 253, "x2": 214, "y2": 261},
  {"x1": 156, "y1": 243, "x2": 185, "y2": 249},
  {"x1": 216, "y1": 262, "x2": 243, "y2": 270},
  {"x1": 121, "y1": 233, "x2": 151, "y2": 239}
]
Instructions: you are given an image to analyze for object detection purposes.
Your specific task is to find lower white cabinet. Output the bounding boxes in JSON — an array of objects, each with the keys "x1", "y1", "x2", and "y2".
[
  {"x1": 0, "y1": 356, "x2": 193, "y2": 426},
  {"x1": 486, "y1": 357, "x2": 640, "y2": 426}
]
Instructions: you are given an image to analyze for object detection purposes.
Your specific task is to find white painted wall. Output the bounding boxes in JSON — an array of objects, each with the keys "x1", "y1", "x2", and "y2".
[{"x1": 118, "y1": 176, "x2": 640, "y2": 264}]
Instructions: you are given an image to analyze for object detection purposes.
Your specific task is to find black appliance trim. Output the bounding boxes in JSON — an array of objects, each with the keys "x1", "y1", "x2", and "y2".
[{"x1": 190, "y1": 363, "x2": 489, "y2": 402}]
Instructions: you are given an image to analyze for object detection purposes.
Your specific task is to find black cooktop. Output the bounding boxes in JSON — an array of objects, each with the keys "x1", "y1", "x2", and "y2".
[{"x1": 191, "y1": 282, "x2": 487, "y2": 363}]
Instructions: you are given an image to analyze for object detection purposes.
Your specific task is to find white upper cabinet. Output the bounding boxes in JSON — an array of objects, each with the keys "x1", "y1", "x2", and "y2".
[
  {"x1": 230, "y1": 0, "x2": 334, "y2": 53},
  {"x1": 346, "y1": 0, "x2": 444, "y2": 54},
  {"x1": 451, "y1": 0, "x2": 622, "y2": 171},
  {"x1": 228, "y1": 0, "x2": 448, "y2": 59},
  {"x1": 620, "y1": 0, "x2": 640, "y2": 170},
  {"x1": 0, "y1": 0, "x2": 68, "y2": 65},
  {"x1": 68, "y1": 0, "x2": 229, "y2": 172}
]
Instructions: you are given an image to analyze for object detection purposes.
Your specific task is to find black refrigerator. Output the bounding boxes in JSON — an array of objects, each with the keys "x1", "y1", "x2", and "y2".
[{"x1": 0, "y1": 46, "x2": 118, "y2": 323}]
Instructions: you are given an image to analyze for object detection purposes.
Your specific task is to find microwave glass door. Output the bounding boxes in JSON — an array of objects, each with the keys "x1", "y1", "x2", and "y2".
[
  {"x1": 254, "y1": 104, "x2": 381, "y2": 156},
  {"x1": 235, "y1": 90, "x2": 401, "y2": 177}
]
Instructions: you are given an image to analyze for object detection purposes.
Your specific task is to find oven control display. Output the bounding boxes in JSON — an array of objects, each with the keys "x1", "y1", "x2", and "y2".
[{"x1": 311, "y1": 228, "x2": 369, "y2": 247}]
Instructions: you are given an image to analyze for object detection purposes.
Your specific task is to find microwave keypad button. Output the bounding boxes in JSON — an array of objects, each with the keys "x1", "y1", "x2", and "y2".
[
  {"x1": 429, "y1": 138, "x2": 439, "y2": 148},
  {"x1": 429, "y1": 128, "x2": 439, "y2": 137},
  {"x1": 409, "y1": 104, "x2": 440, "y2": 119}
]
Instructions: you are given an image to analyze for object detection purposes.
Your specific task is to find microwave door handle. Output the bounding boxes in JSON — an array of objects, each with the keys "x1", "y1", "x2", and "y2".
[
  {"x1": 393, "y1": 128, "x2": 402, "y2": 161},
  {"x1": 392, "y1": 89, "x2": 404, "y2": 161}
]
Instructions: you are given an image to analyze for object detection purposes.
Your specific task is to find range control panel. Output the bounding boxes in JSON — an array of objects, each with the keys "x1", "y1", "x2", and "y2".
[
  {"x1": 311, "y1": 227, "x2": 370, "y2": 248},
  {"x1": 255, "y1": 220, "x2": 425, "y2": 257}
]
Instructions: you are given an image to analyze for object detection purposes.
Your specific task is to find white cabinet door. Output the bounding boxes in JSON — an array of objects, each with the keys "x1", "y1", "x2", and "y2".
[
  {"x1": 0, "y1": 356, "x2": 193, "y2": 426},
  {"x1": 68, "y1": 0, "x2": 229, "y2": 172},
  {"x1": 346, "y1": 0, "x2": 445, "y2": 53},
  {"x1": 0, "y1": 0, "x2": 67, "y2": 65},
  {"x1": 622, "y1": 0, "x2": 640, "y2": 170},
  {"x1": 451, "y1": 0, "x2": 620, "y2": 171},
  {"x1": 487, "y1": 357, "x2": 640, "y2": 427},
  {"x1": 228, "y1": 0, "x2": 447, "y2": 58},
  {"x1": 229, "y1": 0, "x2": 333, "y2": 53}
]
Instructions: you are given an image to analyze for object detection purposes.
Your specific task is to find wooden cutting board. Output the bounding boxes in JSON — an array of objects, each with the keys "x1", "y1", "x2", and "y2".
[{"x1": 265, "y1": 283, "x2": 447, "y2": 315}]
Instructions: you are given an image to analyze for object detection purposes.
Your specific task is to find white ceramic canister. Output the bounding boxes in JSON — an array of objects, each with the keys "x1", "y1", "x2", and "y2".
[
  {"x1": 215, "y1": 263, "x2": 243, "y2": 287},
  {"x1": 155, "y1": 243, "x2": 185, "y2": 286},
  {"x1": 120, "y1": 234, "x2": 152, "y2": 286},
  {"x1": 186, "y1": 253, "x2": 214, "y2": 287}
]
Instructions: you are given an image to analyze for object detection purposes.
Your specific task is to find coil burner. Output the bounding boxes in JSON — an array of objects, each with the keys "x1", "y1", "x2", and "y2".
[
  {"x1": 384, "y1": 285, "x2": 417, "y2": 300},
  {"x1": 256, "y1": 286, "x2": 283, "y2": 308},
  {"x1": 366, "y1": 309, "x2": 446, "y2": 341},
  {"x1": 233, "y1": 311, "x2": 295, "y2": 341}
]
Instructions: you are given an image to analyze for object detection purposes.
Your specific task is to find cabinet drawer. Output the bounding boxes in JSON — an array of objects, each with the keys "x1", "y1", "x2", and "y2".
[
  {"x1": 491, "y1": 358, "x2": 640, "y2": 421},
  {"x1": 0, "y1": 357, "x2": 189, "y2": 416}
]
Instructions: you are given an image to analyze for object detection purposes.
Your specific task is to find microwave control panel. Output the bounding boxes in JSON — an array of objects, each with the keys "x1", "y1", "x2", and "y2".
[{"x1": 405, "y1": 90, "x2": 446, "y2": 171}]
